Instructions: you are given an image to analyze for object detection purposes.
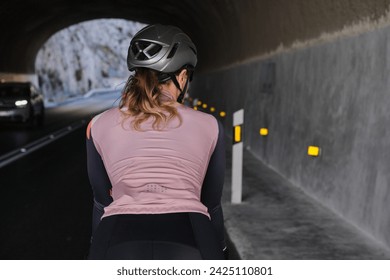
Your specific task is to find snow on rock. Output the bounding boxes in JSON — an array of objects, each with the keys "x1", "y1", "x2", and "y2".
[{"x1": 35, "y1": 19, "x2": 145, "y2": 103}]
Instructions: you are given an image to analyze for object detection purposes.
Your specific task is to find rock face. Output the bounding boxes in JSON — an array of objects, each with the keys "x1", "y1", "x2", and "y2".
[{"x1": 35, "y1": 19, "x2": 145, "y2": 103}]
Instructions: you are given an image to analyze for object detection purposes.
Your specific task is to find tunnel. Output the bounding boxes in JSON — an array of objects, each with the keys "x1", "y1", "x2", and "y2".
[{"x1": 1, "y1": 0, "x2": 390, "y2": 259}]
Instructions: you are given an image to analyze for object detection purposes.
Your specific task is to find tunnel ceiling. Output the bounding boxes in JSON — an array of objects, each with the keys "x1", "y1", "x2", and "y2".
[{"x1": 1, "y1": 0, "x2": 390, "y2": 74}]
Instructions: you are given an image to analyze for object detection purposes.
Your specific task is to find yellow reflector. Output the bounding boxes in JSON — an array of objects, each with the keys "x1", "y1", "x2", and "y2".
[
  {"x1": 308, "y1": 146, "x2": 320, "y2": 157},
  {"x1": 260, "y1": 128, "x2": 268, "y2": 136},
  {"x1": 210, "y1": 107, "x2": 216, "y2": 112},
  {"x1": 220, "y1": 111, "x2": 226, "y2": 117},
  {"x1": 234, "y1": 126, "x2": 241, "y2": 143},
  {"x1": 197, "y1": 101, "x2": 202, "y2": 106},
  {"x1": 202, "y1": 103, "x2": 208, "y2": 109},
  {"x1": 193, "y1": 106, "x2": 198, "y2": 110}
]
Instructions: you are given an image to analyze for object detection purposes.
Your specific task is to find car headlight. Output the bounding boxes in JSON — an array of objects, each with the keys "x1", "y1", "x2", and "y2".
[{"x1": 15, "y1": 100, "x2": 28, "y2": 107}]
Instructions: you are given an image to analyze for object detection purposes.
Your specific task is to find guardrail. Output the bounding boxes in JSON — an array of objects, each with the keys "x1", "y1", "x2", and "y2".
[{"x1": 0, "y1": 120, "x2": 87, "y2": 168}]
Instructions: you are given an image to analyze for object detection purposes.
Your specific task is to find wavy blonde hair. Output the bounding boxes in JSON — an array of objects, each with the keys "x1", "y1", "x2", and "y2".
[{"x1": 119, "y1": 68, "x2": 182, "y2": 130}]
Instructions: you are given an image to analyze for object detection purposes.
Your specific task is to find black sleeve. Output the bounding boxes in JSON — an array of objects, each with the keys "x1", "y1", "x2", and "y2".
[
  {"x1": 86, "y1": 134, "x2": 113, "y2": 236},
  {"x1": 200, "y1": 119, "x2": 226, "y2": 252}
]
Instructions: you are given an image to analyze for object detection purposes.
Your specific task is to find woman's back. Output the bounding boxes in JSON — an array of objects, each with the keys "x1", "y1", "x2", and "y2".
[{"x1": 91, "y1": 105, "x2": 219, "y2": 218}]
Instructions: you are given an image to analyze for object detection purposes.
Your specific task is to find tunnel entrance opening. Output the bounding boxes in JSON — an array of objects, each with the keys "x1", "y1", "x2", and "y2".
[{"x1": 34, "y1": 19, "x2": 145, "y2": 106}]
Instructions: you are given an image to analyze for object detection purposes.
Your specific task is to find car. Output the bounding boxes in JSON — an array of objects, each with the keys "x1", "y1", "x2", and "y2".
[{"x1": 0, "y1": 81, "x2": 45, "y2": 126}]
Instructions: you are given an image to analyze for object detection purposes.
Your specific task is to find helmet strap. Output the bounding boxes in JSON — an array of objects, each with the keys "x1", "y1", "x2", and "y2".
[{"x1": 169, "y1": 73, "x2": 189, "y2": 103}]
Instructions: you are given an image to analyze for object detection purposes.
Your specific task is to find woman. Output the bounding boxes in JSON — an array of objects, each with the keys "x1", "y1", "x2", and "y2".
[{"x1": 86, "y1": 24, "x2": 226, "y2": 259}]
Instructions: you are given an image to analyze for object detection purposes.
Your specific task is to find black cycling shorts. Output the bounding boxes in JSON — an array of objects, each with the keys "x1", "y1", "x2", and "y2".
[{"x1": 88, "y1": 212, "x2": 224, "y2": 260}]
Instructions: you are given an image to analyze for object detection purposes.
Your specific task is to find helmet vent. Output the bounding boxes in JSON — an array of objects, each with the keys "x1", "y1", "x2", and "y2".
[
  {"x1": 132, "y1": 41, "x2": 162, "y2": 61},
  {"x1": 189, "y1": 46, "x2": 197, "y2": 55},
  {"x1": 167, "y1": 43, "x2": 179, "y2": 59}
]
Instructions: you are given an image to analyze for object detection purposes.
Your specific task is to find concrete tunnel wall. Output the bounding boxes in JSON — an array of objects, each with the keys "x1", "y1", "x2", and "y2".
[{"x1": 191, "y1": 16, "x2": 390, "y2": 249}]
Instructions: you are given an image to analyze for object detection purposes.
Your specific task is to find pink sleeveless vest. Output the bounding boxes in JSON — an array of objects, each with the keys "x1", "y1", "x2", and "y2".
[{"x1": 91, "y1": 105, "x2": 218, "y2": 219}]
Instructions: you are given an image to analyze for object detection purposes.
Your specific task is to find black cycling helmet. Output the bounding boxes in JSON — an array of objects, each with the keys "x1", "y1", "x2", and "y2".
[
  {"x1": 127, "y1": 24, "x2": 197, "y2": 102},
  {"x1": 127, "y1": 24, "x2": 197, "y2": 73}
]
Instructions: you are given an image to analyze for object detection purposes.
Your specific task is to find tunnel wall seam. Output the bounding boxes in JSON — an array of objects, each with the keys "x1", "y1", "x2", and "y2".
[{"x1": 212, "y1": 7, "x2": 390, "y2": 73}]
